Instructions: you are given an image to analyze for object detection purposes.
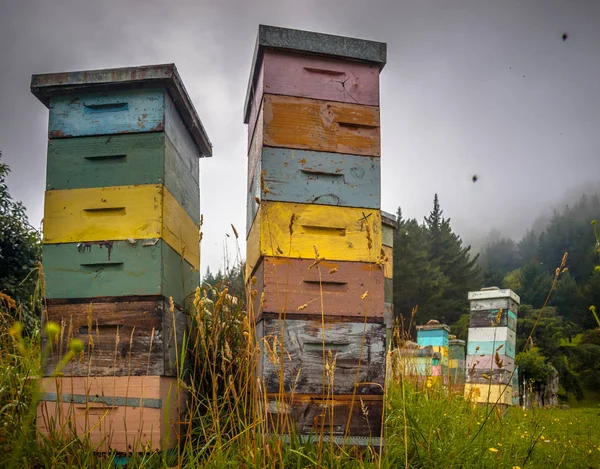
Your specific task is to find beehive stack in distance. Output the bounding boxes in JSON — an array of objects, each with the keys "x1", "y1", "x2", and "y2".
[
  {"x1": 449, "y1": 337, "x2": 466, "y2": 389},
  {"x1": 415, "y1": 323, "x2": 450, "y2": 378},
  {"x1": 31, "y1": 64, "x2": 212, "y2": 452},
  {"x1": 244, "y1": 25, "x2": 387, "y2": 445},
  {"x1": 465, "y1": 288, "x2": 519, "y2": 406}
]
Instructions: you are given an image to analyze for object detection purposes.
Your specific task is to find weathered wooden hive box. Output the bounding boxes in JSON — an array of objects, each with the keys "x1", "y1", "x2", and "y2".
[
  {"x1": 465, "y1": 288, "x2": 519, "y2": 406},
  {"x1": 244, "y1": 25, "x2": 387, "y2": 446},
  {"x1": 31, "y1": 64, "x2": 212, "y2": 452}
]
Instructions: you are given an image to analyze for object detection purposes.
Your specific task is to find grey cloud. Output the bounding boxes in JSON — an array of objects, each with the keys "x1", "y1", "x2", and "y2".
[{"x1": 1, "y1": 0, "x2": 599, "y2": 273}]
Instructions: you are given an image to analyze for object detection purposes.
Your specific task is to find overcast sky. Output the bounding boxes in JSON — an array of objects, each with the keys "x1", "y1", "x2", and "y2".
[{"x1": 1, "y1": 0, "x2": 599, "y2": 274}]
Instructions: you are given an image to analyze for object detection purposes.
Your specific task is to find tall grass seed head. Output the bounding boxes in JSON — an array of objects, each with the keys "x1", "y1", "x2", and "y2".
[
  {"x1": 68, "y1": 338, "x2": 84, "y2": 354},
  {"x1": 45, "y1": 321, "x2": 61, "y2": 342}
]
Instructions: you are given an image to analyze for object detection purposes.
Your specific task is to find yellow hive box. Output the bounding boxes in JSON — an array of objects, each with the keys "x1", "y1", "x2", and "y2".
[
  {"x1": 382, "y1": 245, "x2": 393, "y2": 279},
  {"x1": 43, "y1": 184, "x2": 200, "y2": 270},
  {"x1": 464, "y1": 383, "x2": 512, "y2": 405},
  {"x1": 246, "y1": 201, "x2": 382, "y2": 277}
]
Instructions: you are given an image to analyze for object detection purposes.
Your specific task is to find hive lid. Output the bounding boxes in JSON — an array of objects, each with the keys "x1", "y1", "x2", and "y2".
[
  {"x1": 31, "y1": 63, "x2": 212, "y2": 157},
  {"x1": 467, "y1": 288, "x2": 520, "y2": 304},
  {"x1": 243, "y1": 24, "x2": 387, "y2": 123}
]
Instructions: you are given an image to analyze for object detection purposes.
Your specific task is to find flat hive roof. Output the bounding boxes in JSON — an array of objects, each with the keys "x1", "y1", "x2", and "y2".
[
  {"x1": 243, "y1": 24, "x2": 387, "y2": 123},
  {"x1": 31, "y1": 63, "x2": 212, "y2": 157}
]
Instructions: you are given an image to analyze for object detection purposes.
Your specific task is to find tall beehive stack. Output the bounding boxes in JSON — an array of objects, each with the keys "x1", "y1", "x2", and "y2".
[
  {"x1": 416, "y1": 323, "x2": 450, "y2": 378},
  {"x1": 382, "y1": 212, "x2": 396, "y2": 346},
  {"x1": 244, "y1": 25, "x2": 387, "y2": 445},
  {"x1": 31, "y1": 65, "x2": 212, "y2": 452},
  {"x1": 465, "y1": 288, "x2": 519, "y2": 406}
]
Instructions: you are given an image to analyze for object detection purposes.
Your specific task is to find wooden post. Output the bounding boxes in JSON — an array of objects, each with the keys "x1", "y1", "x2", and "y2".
[
  {"x1": 244, "y1": 25, "x2": 387, "y2": 447},
  {"x1": 31, "y1": 65, "x2": 212, "y2": 452}
]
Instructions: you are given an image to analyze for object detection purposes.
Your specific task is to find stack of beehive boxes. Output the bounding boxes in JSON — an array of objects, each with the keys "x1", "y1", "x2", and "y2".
[
  {"x1": 415, "y1": 323, "x2": 450, "y2": 379},
  {"x1": 31, "y1": 65, "x2": 212, "y2": 452},
  {"x1": 465, "y1": 288, "x2": 519, "y2": 406},
  {"x1": 382, "y1": 212, "x2": 396, "y2": 346},
  {"x1": 244, "y1": 25, "x2": 387, "y2": 445},
  {"x1": 448, "y1": 337, "x2": 466, "y2": 389}
]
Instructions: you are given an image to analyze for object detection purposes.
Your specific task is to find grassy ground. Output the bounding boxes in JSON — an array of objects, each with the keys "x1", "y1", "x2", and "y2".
[{"x1": 2, "y1": 306, "x2": 600, "y2": 469}]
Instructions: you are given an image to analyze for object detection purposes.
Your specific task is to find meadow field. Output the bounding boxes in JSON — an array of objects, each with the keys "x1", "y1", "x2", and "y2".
[{"x1": 1, "y1": 281, "x2": 599, "y2": 469}]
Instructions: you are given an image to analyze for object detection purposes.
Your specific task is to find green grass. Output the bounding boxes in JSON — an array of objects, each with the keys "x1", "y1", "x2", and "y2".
[
  {"x1": 1, "y1": 250, "x2": 599, "y2": 468},
  {"x1": 385, "y1": 378, "x2": 600, "y2": 468}
]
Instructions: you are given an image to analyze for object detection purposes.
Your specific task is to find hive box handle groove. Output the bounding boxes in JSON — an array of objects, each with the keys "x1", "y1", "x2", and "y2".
[
  {"x1": 304, "y1": 342, "x2": 351, "y2": 352},
  {"x1": 302, "y1": 67, "x2": 346, "y2": 76},
  {"x1": 301, "y1": 225, "x2": 346, "y2": 236},
  {"x1": 84, "y1": 154, "x2": 127, "y2": 162},
  {"x1": 83, "y1": 207, "x2": 126, "y2": 216},
  {"x1": 79, "y1": 324, "x2": 124, "y2": 334},
  {"x1": 337, "y1": 122, "x2": 379, "y2": 130},
  {"x1": 84, "y1": 102, "x2": 129, "y2": 113},
  {"x1": 79, "y1": 262, "x2": 124, "y2": 270},
  {"x1": 300, "y1": 168, "x2": 344, "y2": 177}
]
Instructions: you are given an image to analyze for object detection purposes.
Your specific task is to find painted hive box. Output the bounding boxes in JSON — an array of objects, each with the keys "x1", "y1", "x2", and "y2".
[
  {"x1": 257, "y1": 318, "x2": 386, "y2": 395},
  {"x1": 416, "y1": 324, "x2": 450, "y2": 348},
  {"x1": 247, "y1": 148, "x2": 381, "y2": 234},
  {"x1": 251, "y1": 95, "x2": 380, "y2": 157},
  {"x1": 247, "y1": 48, "x2": 381, "y2": 146},
  {"x1": 37, "y1": 376, "x2": 186, "y2": 453},
  {"x1": 244, "y1": 24, "x2": 386, "y2": 145},
  {"x1": 251, "y1": 257, "x2": 385, "y2": 321},
  {"x1": 43, "y1": 240, "x2": 198, "y2": 307},
  {"x1": 46, "y1": 132, "x2": 200, "y2": 224},
  {"x1": 246, "y1": 201, "x2": 383, "y2": 276},
  {"x1": 42, "y1": 296, "x2": 186, "y2": 377},
  {"x1": 43, "y1": 184, "x2": 199, "y2": 270},
  {"x1": 464, "y1": 383, "x2": 512, "y2": 406}
]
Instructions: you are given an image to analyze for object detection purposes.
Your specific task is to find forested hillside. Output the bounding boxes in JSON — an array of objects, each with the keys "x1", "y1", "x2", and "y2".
[{"x1": 393, "y1": 192, "x2": 600, "y2": 402}]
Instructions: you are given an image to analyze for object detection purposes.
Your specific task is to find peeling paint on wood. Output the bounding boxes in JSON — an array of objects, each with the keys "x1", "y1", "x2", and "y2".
[
  {"x1": 43, "y1": 241, "x2": 198, "y2": 306},
  {"x1": 43, "y1": 184, "x2": 200, "y2": 270},
  {"x1": 261, "y1": 95, "x2": 380, "y2": 156},
  {"x1": 42, "y1": 296, "x2": 186, "y2": 377},
  {"x1": 252, "y1": 257, "x2": 384, "y2": 320},
  {"x1": 247, "y1": 148, "x2": 380, "y2": 234},
  {"x1": 48, "y1": 89, "x2": 166, "y2": 138},
  {"x1": 263, "y1": 393, "x2": 383, "y2": 439},
  {"x1": 30, "y1": 63, "x2": 212, "y2": 156},
  {"x1": 469, "y1": 309, "x2": 517, "y2": 330},
  {"x1": 37, "y1": 376, "x2": 186, "y2": 452},
  {"x1": 247, "y1": 50, "x2": 380, "y2": 145},
  {"x1": 467, "y1": 368, "x2": 513, "y2": 385},
  {"x1": 45, "y1": 133, "x2": 200, "y2": 224},
  {"x1": 246, "y1": 201, "x2": 382, "y2": 277},
  {"x1": 258, "y1": 318, "x2": 385, "y2": 395}
]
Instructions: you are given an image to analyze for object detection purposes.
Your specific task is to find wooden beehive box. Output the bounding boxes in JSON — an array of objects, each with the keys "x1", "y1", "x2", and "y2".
[
  {"x1": 256, "y1": 317, "x2": 386, "y2": 395},
  {"x1": 42, "y1": 296, "x2": 186, "y2": 377},
  {"x1": 37, "y1": 376, "x2": 186, "y2": 452},
  {"x1": 251, "y1": 257, "x2": 385, "y2": 322},
  {"x1": 246, "y1": 201, "x2": 383, "y2": 277}
]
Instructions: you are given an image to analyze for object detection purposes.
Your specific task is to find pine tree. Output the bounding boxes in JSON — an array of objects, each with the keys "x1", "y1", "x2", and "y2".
[
  {"x1": 422, "y1": 195, "x2": 481, "y2": 324},
  {"x1": 392, "y1": 211, "x2": 447, "y2": 325}
]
